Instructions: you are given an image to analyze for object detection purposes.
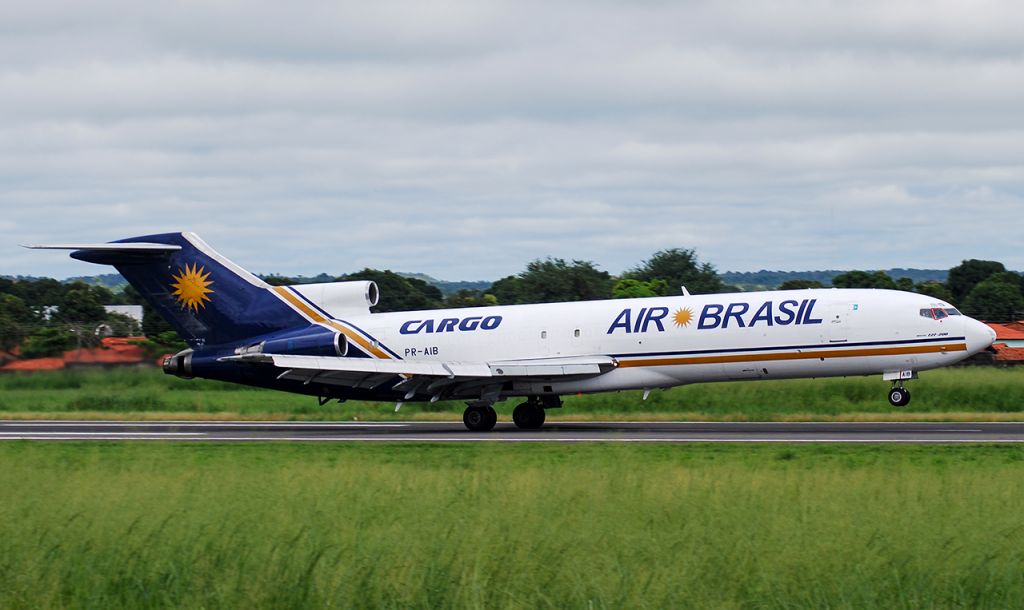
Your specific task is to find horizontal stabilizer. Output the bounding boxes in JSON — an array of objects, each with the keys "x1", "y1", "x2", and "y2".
[{"x1": 23, "y1": 243, "x2": 181, "y2": 252}]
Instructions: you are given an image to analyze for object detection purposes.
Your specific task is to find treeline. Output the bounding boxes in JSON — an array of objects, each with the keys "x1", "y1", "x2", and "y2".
[
  {"x1": 722, "y1": 268, "x2": 949, "y2": 291},
  {"x1": 776, "y1": 261, "x2": 1024, "y2": 322},
  {"x1": 265, "y1": 249, "x2": 727, "y2": 313},
  {"x1": 269, "y1": 253, "x2": 1022, "y2": 323},
  {"x1": 0, "y1": 277, "x2": 181, "y2": 358},
  {"x1": 3, "y1": 252, "x2": 1022, "y2": 358}
]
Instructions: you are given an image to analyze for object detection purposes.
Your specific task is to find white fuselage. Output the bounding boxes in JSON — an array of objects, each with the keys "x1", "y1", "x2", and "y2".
[{"x1": 330, "y1": 288, "x2": 995, "y2": 399}]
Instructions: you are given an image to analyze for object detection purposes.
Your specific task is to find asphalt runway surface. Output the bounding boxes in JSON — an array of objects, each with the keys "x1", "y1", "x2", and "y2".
[{"x1": 3, "y1": 420, "x2": 1024, "y2": 443}]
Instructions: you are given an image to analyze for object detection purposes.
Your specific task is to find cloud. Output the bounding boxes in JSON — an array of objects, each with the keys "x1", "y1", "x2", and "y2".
[{"x1": 2, "y1": 0, "x2": 1023, "y2": 280}]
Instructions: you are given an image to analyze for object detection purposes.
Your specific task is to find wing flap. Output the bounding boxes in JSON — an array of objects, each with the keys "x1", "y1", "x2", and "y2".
[
  {"x1": 488, "y1": 355, "x2": 616, "y2": 376},
  {"x1": 223, "y1": 354, "x2": 617, "y2": 379}
]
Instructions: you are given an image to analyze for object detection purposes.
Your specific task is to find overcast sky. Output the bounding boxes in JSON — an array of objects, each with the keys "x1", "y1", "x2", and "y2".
[{"x1": 3, "y1": 0, "x2": 1023, "y2": 281}]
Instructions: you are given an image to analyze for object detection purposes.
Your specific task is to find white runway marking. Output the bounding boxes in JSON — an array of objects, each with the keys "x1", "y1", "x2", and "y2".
[
  {"x1": 0, "y1": 422, "x2": 407, "y2": 427},
  {"x1": 0, "y1": 432, "x2": 204, "y2": 437}
]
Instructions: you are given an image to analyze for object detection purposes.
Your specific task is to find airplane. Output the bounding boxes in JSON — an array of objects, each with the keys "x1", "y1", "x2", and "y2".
[{"x1": 30, "y1": 232, "x2": 997, "y2": 431}]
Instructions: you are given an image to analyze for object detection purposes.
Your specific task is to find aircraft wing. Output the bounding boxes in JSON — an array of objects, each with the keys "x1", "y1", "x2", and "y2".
[
  {"x1": 223, "y1": 353, "x2": 616, "y2": 377},
  {"x1": 221, "y1": 353, "x2": 618, "y2": 401}
]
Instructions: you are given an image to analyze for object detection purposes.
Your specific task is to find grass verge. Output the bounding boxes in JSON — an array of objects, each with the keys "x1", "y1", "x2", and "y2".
[
  {"x1": 2, "y1": 442, "x2": 1024, "y2": 608},
  {"x1": 0, "y1": 366, "x2": 1022, "y2": 421}
]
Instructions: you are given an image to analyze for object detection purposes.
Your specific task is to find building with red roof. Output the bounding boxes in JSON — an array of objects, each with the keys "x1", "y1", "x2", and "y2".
[
  {"x1": 986, "y1": 322, "x2": 1024, "y2": 346},
  {"x1": 1, "y1": 357, "x2": 66, "y2": 371},
  {"x1": 0, "y1": 337, "x2": 148, "y2": 372},
  {"x1": 986, "y1": 321, "x2": 1024, "y2": 364}
]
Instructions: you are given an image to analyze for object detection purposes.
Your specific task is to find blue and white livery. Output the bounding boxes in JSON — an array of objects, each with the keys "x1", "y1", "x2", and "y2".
[{"x1": 30, "y1": 232, "x2": 997, "y2": 431}]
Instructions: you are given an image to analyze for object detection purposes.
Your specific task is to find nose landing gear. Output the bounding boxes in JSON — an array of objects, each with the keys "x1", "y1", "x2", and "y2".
[
  {"x1": 888, "y1": 382, "x2": 912, "y2": 407},
  {"x1": 884, "y1": 370, "x2": 915, "y2": 408}
]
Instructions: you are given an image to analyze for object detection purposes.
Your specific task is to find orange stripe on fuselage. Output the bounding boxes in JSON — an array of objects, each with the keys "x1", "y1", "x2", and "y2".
[
  {"x1": 617, "y1": 342, "x2": 967, "y2": 368},
  {"x1": 272, "y1": 287, "x2": 392, "y2": 360}
]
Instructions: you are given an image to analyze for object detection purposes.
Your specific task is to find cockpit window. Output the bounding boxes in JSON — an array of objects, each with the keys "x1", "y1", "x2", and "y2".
[{"x1": 921, "y1": 307, "x2": 962, "y2": 320}]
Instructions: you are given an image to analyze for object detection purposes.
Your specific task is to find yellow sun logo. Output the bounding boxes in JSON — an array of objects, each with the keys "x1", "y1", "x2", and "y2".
[
  {"x1": 673, "y1": 307, "x2": 694, "y2": 328},
  {"x1": 170, "y1": 263, "x2": 214, "y2": 312}
]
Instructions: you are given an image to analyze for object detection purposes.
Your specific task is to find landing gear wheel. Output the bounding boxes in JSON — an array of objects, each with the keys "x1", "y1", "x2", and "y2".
[
  {"x1": 888, "y1": 387, "x2": 912, "y2": 407},
  {"x1": 512, "y1": 402, "x2": 546, "y2": 429},
  {"x1": 463, "y1": 405, "x2": 497, "y2": 431}
]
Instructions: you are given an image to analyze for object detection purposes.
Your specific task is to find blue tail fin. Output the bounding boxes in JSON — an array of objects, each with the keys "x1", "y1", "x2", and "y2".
[{"x1": 70, "y1": 232, "x2": 306, "y2": 347}]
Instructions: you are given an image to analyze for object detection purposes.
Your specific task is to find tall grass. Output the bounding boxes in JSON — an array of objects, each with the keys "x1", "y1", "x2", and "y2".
[
  {"x1": 1, "y1": 443, "x2": 1023, "y2": 608},
  {"x1": 1, "y1": 366, "x2": 1022, "y2": 419}
]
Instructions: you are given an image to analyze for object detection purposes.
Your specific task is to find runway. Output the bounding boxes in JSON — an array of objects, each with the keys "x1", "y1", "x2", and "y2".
[{"x1": 3, "y1": 420, "x2": 1024, "y2": 443}]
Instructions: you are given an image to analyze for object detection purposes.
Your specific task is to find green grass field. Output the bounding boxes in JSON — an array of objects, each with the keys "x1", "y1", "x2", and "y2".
[
  {"x1": 2, "y1": 443, "x2": 1024, "y2": 608},
  {"x1": 0, "y1": 366, "x2": 1022, "y2": 421}
]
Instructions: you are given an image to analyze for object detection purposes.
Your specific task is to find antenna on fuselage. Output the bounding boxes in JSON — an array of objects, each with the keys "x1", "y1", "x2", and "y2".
[{"x1": 681, "y1": 286, "x2": 691, "y2": 296}]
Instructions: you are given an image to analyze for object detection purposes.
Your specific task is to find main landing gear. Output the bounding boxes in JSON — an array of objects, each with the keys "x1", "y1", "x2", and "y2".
[
  {"x1": 512, "y1": 401, "x2": 546, "y2": 429},
  {"x1": 463, "y1": 404, "x2": 498, "y2": 432},
  {"x1": 461, "y1": 396, "x2": 562, "y2": 431},
  {"x1": 512, "y1": 396, "x2": 561, "y2": 430},
  {"x1": 888, "y1": 382, "x2": 912, "y2": 407}
]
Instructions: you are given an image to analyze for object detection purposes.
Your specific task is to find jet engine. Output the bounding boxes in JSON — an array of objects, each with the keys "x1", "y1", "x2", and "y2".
[{"x1": 255, "y1": 326, "x2": 348, "y2": 357}]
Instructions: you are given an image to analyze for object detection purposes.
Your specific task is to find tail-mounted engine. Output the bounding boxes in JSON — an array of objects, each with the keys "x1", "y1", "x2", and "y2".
[
  {"x1": 163, "y1": 349, "x2": 194, "y2": 379},
  {"x1": 235, "y1": 326, "x2": 348, "y2": 359}
]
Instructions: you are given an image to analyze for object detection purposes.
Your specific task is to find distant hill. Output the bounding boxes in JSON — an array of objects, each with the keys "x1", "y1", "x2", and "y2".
[
  {"x1": 720, "y1": 269, "x2": 950, "y2": 291},
  {"x1": 0, "y1": 273, "x2": 132, "y2": 290},
  {"x1": 64, "y1": 273, "x2": 131, "y2": 289},
  {"x1": 397, "y1": 273, "x2": 493, "y2": 296}
]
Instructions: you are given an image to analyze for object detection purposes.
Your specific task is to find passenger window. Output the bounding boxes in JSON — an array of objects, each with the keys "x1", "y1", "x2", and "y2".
[{"x1": 920, "y1": 309, "x2": 934, "y2": 319}]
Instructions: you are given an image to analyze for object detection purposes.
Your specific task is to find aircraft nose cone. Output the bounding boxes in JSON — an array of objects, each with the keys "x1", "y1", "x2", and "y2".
[{"x1": 963, "y1": 317, "x2": 997, "y2": 355}]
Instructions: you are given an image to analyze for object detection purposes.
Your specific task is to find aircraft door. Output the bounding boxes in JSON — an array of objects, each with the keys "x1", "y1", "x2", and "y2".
[{"x1": 821, "y1": 302, "x2": 850, "y2": 343}]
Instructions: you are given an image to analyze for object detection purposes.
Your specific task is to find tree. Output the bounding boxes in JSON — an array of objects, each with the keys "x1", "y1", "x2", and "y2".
[
  {"x1": 624, "y1": 249, "x2": 724, "y2": 295},
  {"x1": 611, "y1": 279, "x2": 669, "y2": 299},
  {"x1": 100, "y1": 312, "x2": 141, "y2": 337},
  {"x1": 141, "y1": 301, "x2": 176, "y2": 337},
  {"x1": 119, "y1": 285, "x2": 176, "y2": 338},
  {"x1": 963, "y1": 276, "x2": 1024, "y2": 322},
  {"x1": 20, "y1": 327, "x2": 76, "y2": 358},
  {"x1": 777, "y1": 279, "x2": 824, "y2": 290},
  {"x1": 915, "y1": 281, "x2": 954, "y2": 303},
  {"x1": 948, "y1": 259, "x2": 1006, "y2": 303},
  {"x1": 132, "y1": 330, "x2": 189, "y2": 359},
  {"x1": 261, "y1": 275, "x2": 294, "y2": 287},
  {"x1": 0, "y1": 294, "x2": 38, "y2": 350},
  {"x1": 339, "y1": 269, "x2": 443, "y2": 312},
  {"x1": 831, "y1": 270, "x2": 898, "y2": 290},
  {"x1": 57, "y1": 284, "x2": 108, "y2": 324},
  {"x1": 986, "y1": 272, "x2": 1024, "y2": 293},
  {"x1": 488, "y1": 276, "x2": 523, "y2": 305},
  {"x1": 895, "y1": 277, "x2": 915, "y2": 292},
  {"x1": 444, "y1": 290, "x2": 498, "y2": 308},
  {"x1": 490, "y1": 259, "x2": 613, "y2": 304},
  {"x1": 5, "y1": 277, "x2": 64, "y2": 308}
]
